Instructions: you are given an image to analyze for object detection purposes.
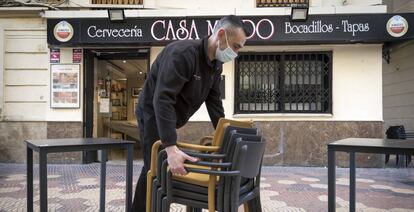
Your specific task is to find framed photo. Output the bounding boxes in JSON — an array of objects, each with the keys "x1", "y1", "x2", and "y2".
[
  {"x1": 132, "y1": 87, "x2": 141, "y2": 97},
  {"x1": 50, "y1": 64, "x2": 80, "y2": 108},
  {"x1": 112, "y1": 99, "x2": 121, "y2": 106}
]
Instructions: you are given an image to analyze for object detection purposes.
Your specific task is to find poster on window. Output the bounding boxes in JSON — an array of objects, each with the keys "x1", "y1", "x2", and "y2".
[{"x1": 50, "y1": 64, "x2": 80, "y2": 108}]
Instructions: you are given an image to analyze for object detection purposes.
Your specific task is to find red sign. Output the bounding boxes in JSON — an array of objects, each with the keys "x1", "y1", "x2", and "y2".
[
  {"x1": 73, "y1": 48, "x2": 82, "y2": 63},
  {"x1": 50, "y1": 48, "x2": 60, "y2": 63}
]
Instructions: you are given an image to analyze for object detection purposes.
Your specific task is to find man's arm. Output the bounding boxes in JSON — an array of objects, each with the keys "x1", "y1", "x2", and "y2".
[
  {"x1": 205, "y1": 73, "x2": 225, "y2": 129},
  {"x1": 153, "y1": 47, "x2": 198, "y2": 175}
]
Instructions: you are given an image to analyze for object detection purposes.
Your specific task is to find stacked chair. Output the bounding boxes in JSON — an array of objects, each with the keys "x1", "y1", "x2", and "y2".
[{"x1": 146, "y1": 118, "x2": 266, "y2": 212}]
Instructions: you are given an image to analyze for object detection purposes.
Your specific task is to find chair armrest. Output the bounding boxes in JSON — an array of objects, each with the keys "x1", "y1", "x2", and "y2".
[
  {"x1": 185, "y1": 160, "x2": 231, "y2": 168},
  {"x1": 177, "y1": 142, "x2": 220, "y2": 152},
  {"x1": 183, "y1": 150, "x2": 226, "y2": 159},
  {"x1": 185, "y1": 167, "x2": 240, "y2": 176}
]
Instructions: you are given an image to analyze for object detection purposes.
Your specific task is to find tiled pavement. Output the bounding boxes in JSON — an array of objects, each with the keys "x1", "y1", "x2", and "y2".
[{"x1": 1, "y1": 162, "x2": 414, "y2": 212}]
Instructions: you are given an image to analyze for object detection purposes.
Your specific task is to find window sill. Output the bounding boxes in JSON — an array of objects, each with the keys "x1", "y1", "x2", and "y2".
[{"x1": 233, "y1": 113, "x2": 333, "y2": 118}]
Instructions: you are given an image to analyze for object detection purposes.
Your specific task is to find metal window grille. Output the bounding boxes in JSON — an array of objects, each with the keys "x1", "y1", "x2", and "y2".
[
  {"x1": 92, "y1": 0, "x2": 143, "y2": 5},
  {"x1": 235, "y1": 52, "x2": 332, "y2": 114},
  {"x1": 256, "y1": 0, "x2": 309, "y2": 8}
]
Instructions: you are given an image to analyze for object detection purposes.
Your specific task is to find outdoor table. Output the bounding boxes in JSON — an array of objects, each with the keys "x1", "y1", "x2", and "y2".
[
  {"x1": 25, "y1": 138, "x2": 134, "y2": 212},
  {"x1": 328, "y1": 138, "x2": 414, "y2": 212}
]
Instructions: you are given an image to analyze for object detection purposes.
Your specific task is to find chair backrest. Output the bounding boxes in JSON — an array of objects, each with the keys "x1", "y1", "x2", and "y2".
[
  {"x1": 224, "y1": 132, "x2": 262, "y2": 163},
  {"x1": 220, "y1": 127, "x2": 258, "y2": 153},
  {"x1": 235, "y1": 139, "x2": 266, "y2": 179},
  {"x1": 386, "y1": 125, "x2": 406, "y2": 139},
  {"x1": 212, "y1": 118, "x2": 254, "y2": 147}
]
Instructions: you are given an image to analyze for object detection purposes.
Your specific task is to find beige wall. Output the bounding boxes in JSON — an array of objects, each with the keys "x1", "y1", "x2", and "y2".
[
  {"x1": 382, "y1": 0, "x2": 414, "y2": 131},
  {"x1": 383, "y1": 41, "x2": 414, "y2": 131},
  {"x1": 0, "y1": 26, "x2": 4, "y2": 121},
  {"x1": 384, "y1": 0, "x2": 414, "y2": 13}
]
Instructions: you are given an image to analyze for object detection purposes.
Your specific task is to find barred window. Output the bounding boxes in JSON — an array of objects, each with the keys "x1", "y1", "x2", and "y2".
[
  {"x1": 256, "y1": 0, "x2": 309, "y2": 8},
  {"x1": 235, "y1": 52, "x2": 332, "y2": 114}
]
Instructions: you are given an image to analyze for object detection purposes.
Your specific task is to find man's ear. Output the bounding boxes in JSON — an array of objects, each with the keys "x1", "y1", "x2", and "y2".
[{"x1": 216, "y1": 28, "x2": 225, "y2": 39}]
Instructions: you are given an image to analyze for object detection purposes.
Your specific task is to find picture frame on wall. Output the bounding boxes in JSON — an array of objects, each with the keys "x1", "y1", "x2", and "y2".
[
  {"x1": 50, "y1": 64, "x2": 80, "y2": 108},
  {"x1": 131, "y1": 87, "x2": 141, "y2": 97},
  {"x1": 112, "y1": 99, "x2": 121, "y2": 106}
]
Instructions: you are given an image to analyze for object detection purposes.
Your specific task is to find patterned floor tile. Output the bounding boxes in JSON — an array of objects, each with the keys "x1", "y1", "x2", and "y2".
[{"x1": 0, "y1": 163, "x2": 413, "y2": 211}]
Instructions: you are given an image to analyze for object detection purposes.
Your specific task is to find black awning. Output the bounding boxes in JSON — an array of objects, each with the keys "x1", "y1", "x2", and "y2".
[{"x1": 47, "y1": 13, "x2": 414, "y2": 46}]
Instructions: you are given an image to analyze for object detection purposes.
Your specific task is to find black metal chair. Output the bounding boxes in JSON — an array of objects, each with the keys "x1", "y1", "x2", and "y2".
[
  {"x1": 150, "y1": 125, "x2": 258, "y2": 212},
  {"x1": 158, "y1": 131, "x2": 265, "y2": 212},
  {"x1": 385, "y1": 125, "x2": 414, "y2": 167},
  {"x1": 147, "y1": 118, "x2": 254, "y2": 212}
]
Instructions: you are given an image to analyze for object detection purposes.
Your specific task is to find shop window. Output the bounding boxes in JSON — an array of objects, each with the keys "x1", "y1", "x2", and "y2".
[
  {"x1": 235, "y1": 52, "x2": 332, "y2": 114},
  {"x1": 256, "y1": 0, "x2": 309, "y2": 8}
]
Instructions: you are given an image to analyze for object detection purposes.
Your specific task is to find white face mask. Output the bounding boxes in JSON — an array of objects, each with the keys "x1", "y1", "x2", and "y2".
[{"x1": 215, "y1": 30, "x2": 238, "y2": 63}]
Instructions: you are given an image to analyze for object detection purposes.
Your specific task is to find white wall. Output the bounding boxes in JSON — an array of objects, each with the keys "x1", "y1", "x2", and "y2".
[
  {"x1": 1, "y1": 17, "x2": 83, "y2": 121},
  {"x1": 1, "y1": 18, "x2": 48, "y2": 121},
  {"x1": 149, "y1": 44, "x2": 383, "y2": 122},
  {"x1": 43, "y1": 0, "x2": 387, "y2": 18}
]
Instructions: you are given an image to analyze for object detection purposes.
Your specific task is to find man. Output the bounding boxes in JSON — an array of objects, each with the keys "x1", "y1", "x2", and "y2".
[{"x1": 133, "y1": 15, "x2": 247, "y2": 211}]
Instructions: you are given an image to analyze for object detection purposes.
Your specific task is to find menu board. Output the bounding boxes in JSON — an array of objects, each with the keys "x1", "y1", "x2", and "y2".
[{"x1": 50, "y1": 64, "x2": 80, "y2": 108}]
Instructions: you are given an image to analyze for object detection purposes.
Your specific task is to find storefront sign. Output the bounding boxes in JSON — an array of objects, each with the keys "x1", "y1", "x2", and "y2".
[
  {"x1": 47, "y1": 13, "x2": 414, "y2": 46},
  {"x1": 50, "y1": 48, "x2": 60, "y2": 63},
  {"x1": 50, "y1": 64, "x2": 80, "y2": 108},
  {"x1": 72, "y1": 48, "x2": 82, "y2": 63}
]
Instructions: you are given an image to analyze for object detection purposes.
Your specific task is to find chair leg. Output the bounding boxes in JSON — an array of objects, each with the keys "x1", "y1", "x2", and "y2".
[
  {"x1": 151, "y1": 182, "x2": 159, "y2": 212},
  {"x1": 186, "y1": 206, "x2": 202, "y2": 212},
  {"x1": 246, "y1": 196, "x2": 262, "y2": 212},
  {"x1": 243, "y1": 203, "x2": 249, "y2": 212},
  {"x1": 146, "y1": 174, "x2": 153, "y2": 212},
  {"x1": 161, "y1": 197, "x2": 170, "y2": 212},
  {"x1": 396, "y1": 155, "x2": 400, "y2": 167},
  {"x1": 253, "y1": 195, "x2": 262, "y2": 212},
  {"x1": 156, "y1": 187, "x2": 164, "y2": 212}
]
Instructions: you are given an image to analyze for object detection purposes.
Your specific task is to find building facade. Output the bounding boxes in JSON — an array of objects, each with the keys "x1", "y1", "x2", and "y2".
[
  {"x1": 382, "y1": 0, "x2": 414, "y2": 133},
  {"x1": 0, "y1": 0, "x2": 411, "y2": 167}
]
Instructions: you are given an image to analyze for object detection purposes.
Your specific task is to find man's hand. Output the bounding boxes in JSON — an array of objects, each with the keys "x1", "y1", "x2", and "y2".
[{"x1": 165, "y1": 145, "x2": 198, "y2": 175}]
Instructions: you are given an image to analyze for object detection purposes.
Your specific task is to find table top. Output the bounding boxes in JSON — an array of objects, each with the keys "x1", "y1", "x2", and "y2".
[
  {"x1": 328, "y1": 138, "x2": 414, "y2": 151},
  {"x1": 25, "y1": 137, "x2": 135, "y2": 148},
  {"x1": 105, "y1": 121, "x2": 140, "y2": 141}
]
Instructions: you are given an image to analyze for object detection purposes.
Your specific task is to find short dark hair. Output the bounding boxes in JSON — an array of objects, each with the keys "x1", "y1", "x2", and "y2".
[{"x1": 213, "y1": 15, "x2": 249, "y2": 36}]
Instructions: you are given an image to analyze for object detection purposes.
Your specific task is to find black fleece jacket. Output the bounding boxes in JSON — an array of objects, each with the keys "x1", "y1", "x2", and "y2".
[{"x1": 137, "y1": 36, "x2": 225, "y2": 147}]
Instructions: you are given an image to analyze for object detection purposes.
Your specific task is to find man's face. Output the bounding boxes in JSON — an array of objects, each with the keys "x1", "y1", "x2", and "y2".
[{"x1": 217, "y1": 27, "x2": 247, "y2": 54}]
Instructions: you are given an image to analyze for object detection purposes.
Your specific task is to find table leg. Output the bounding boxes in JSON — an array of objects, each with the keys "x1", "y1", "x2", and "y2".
[
  {"x1": 328, "y1": 148, "x2": 336, "y2": 212},
  {"x1": 27, "y1": 146, "x2": 33, "y2": 212},
  {"x1": 126, "y1": 144, "x2": 133, "y2": 212},
  {"x1": 39, "y1": 150, "x2": 47, "y2": 212},
  {"x1": 100, "y1": 149, "x2": 107, "y2": 212},
  {"x1": 349, "y1": 152, "x2": 356, "y2": 212}
]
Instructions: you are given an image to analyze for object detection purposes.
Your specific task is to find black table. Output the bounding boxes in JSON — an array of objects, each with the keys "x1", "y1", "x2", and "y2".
[
  {"x1": 328, "y1": 138, "x2": 414, "y2": 212},
  {"x1": 25, "y1": 138, "x2": 135, "y2": 212}
]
